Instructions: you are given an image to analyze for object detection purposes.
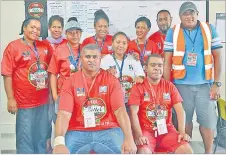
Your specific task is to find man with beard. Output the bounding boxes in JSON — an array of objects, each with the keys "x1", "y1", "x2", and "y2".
[
  {"x1": 149, "y1": 10, "x2": 172, "y2": 56},
  {"x1": 128, "y1": 54, "x2": 193, "y2": 154}
]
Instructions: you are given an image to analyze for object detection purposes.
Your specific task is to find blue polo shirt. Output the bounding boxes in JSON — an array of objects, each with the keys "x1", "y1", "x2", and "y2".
[{"x1": 164, "y1": 22, "x2": 223, "y2": 85}]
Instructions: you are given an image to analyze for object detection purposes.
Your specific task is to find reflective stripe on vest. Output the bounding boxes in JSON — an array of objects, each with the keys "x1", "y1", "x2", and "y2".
[{"x1": 172, "y1": 22, "x2": 213, "y2": 80}]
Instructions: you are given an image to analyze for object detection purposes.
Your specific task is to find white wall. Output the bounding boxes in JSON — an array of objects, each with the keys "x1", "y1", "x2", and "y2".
[{"x1": 0, "y1": 0, "x2": 225, "y2": 122}]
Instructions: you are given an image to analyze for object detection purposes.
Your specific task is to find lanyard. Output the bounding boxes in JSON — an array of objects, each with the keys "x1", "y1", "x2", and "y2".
[
  {"x1": 112, "y1": 54, "x2": 126, "y2": 81},
  {"x1": 136, "y1": 39, "x2": 147, "y2": 65},
  {"x1": 93, "y1": 35, "x2": 105, "y2": 52},
  {"x1": 22, "y1": 37, "x2": 40, "y2": 69},
  {"x1": 184, "y1": 26, "x2": 199, "y2": 52},
  {"x1": 67, "y1": 43, "x2": 80, "y2": 67},
  {"x1": 82, "y1": 70, "x2": 100, "y2": 99}
]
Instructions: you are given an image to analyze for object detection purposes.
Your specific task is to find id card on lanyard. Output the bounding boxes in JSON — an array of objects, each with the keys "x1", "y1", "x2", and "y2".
[
  {"x1": 184, "y1": 27, "x2": 199, "y2": 66},
  {"x1": 148, "y1": 80, "x2": 168, "y2": 137},
  {"x1": 111, "y1": 54, "x2": 126, "y2": 82},
  {"x1": 82, "y1": 70, "x2": 100, "y2": 128},
  {"x1": 67, "y1": 43, "x2": 80, "y2": 72},
  {"x1": 23, "y1": 38, "x2": 48, "y2": 90}
]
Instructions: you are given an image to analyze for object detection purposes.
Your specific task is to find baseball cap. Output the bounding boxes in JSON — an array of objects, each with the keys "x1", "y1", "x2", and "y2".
[
  {"x1": 179, "y1": 1, "x2": 198, "y2": 15},
  {"x1": 64, "y1": 20, "x2": 83, "y2": 32}
]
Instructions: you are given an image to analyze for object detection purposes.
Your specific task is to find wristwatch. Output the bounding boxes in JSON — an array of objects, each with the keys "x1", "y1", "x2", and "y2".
[{"x1": 213, "y1": 81, "x2": 222, "y2": 87}]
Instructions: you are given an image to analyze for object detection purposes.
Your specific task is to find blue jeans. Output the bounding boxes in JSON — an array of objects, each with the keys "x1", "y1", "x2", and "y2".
[
  {"x1": 16, "y1": 103, "x2": 51, "y2": 154},
  {"x1": 65, "y1": 128, "x2": 124, "y2": 154}
]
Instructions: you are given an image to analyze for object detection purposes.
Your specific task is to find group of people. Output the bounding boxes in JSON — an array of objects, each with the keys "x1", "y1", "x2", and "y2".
[{"x1": 1, "y1": 1, "x2": 223, "y2": 154}]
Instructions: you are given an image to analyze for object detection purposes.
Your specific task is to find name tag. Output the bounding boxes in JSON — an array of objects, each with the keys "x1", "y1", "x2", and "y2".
[
  {"x1": 187, "y1": 52, "x2": 197, "y2": 66},
  {"x1": 84, "y1": 111, "x2": 96, "y2": 128},
  {"x1": 156, "y1": 118, "x2": 168, "y2": 135}
]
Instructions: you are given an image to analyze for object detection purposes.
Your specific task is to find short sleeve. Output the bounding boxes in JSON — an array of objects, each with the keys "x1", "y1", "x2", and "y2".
[
  {"x1": 58, "y1": 77, "x2": 75, "y2": 113},
  {"x1": 169, "y1": 83, "x2": 183, "y2": 107},
  {"x1": 209, "y1": 24, "x2": 223, "y2": 50},
  {"x1": 48, "y1": 52, "x2": 60, "y2": 74},
  {"x1": 164, "y1": 28, "x2": 174, "y2": 52},
  {"x1": 1, "y1": 44, "x2": 15, "y2": 76}
]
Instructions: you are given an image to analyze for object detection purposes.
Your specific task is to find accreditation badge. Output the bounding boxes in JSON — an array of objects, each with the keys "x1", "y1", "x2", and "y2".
[{"x1": 187, "y1": 52, "x2": 197, "y2": 66}]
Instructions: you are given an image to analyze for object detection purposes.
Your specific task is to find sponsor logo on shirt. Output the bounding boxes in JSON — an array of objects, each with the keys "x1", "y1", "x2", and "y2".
[
  {"x1": 146, "y1": 104, "x2": 168, "y2": 124},
  {"x1": 129, "y1": 65, "x2": 133, "y2": 71},
  {"x1": 163, "y1": 93, "x2": 171, "y2": 101},
  {"x1": 157, "y1": 42, "x2": 161, "y2": 49},
  {"x1": 107, "y1": 46, "x2": 112, "y2": 51},
  {"x1": 99, "y1": 86, "x2": 107, "y2": 94},
  {"x1": 22, "y1": 51, "x2": 31, "y2": 61},
  {"x1": 44, "y1": 50, "x2": 48, "y2": 55},
  {"x1": 144, "y1": 92, "x2": 150, "y2": 101},
  {"x1": 82, "y1": 98, "x2": 107, "y2": 124},
  {"x1": 145, "y1": 51, "x2": 151, "y2": 56},
  {"x1": 76, "y1": 88, "x2": 85, "y2": 96},
  {"x1": 28, "y1": 61, "x2": 48, "y2": 89}
]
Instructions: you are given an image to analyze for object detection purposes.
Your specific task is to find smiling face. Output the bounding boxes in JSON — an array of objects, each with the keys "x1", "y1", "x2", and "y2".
[
  {"x1": 180, "y1": 10, "x2": 198, "y2": 29},
  {"x1": 23, "y1": 19, "x2": 41, "y2": 41},
  {"x1": 135, "y1": 21, "x2": 150, "y2": 40},
  {"x1": 112, "y1": 34, "x2": 128, "y2": 56},
  {"x1": 49, "y1": 20, "x2": 63, "y2": 39},
  {"x1": 94, "y1": 18, "x2": 109, "y2": 39}
]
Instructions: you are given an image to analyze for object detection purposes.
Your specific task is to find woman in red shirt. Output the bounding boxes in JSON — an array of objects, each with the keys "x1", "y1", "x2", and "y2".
[
  {"x1": 48, "y1": 17, "x2": 83, "y2": 115},
  {"x1": 82, "y1": 9, "x2": 113, "y2": 57},
  {"x1": 1, "y1": 17, "x2": 52, "y2": 154},
  {"x1": 128, "y1": 17, "x2": 159, "y2": 69}
]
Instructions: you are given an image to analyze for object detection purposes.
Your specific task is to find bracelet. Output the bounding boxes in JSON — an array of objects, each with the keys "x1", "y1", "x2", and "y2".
[{"x1": 54, "y1": 136, "x2": 65, "y2": 147}]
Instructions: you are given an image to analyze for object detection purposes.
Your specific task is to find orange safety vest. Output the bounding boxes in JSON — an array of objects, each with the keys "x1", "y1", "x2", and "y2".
[{"x1": 172, "y1": 22, "x2": 213, "y2": 80}]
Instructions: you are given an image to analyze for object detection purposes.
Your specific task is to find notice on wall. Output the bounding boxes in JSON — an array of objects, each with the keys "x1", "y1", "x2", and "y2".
[{"x1": 216, "y1": 13, "x2": 226, "y2": 42}]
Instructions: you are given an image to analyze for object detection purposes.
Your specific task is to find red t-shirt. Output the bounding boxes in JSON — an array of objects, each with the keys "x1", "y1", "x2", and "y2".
[
  {"x1": 128, "y1": 78, "x2": 183, "y2": 132},
  {"x1": 148, "y1": 31, "x2": 166, "y2": 56},
  {"x1": 1, "y1": 39, "x2": 53, "y2": 108},
  {"x1": 127, "y1": 39, "x2": 160, "y2": 65},
  {"x1": 82, "y1": 35, "x2": 113, "y2": 57},
  {"x1": 59, "y1": 69, "x2": 125, "y2": 131},
  {"x1": 47, "y1": 43, "x2": 81, "y2": 94}
]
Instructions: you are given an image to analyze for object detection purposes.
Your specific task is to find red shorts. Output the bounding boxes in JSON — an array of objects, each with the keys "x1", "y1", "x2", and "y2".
[{"x1": 137, "y1": 126, "x2": 188, "y2": 153}]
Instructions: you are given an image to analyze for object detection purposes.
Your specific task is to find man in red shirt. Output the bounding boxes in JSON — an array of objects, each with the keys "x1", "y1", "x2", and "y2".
[
  {"x1": 1, "y1": 18, "x2": 52, "y2": 153},
  {"x1": 52, "y1": 44, "x2": 137, "y2": 154},
  {"x1": 149, "y1": 10, "x2": 172, "y2": 56},
  {"x1": 128, "y1": 54, "x2": 193, "y2": 154}
]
